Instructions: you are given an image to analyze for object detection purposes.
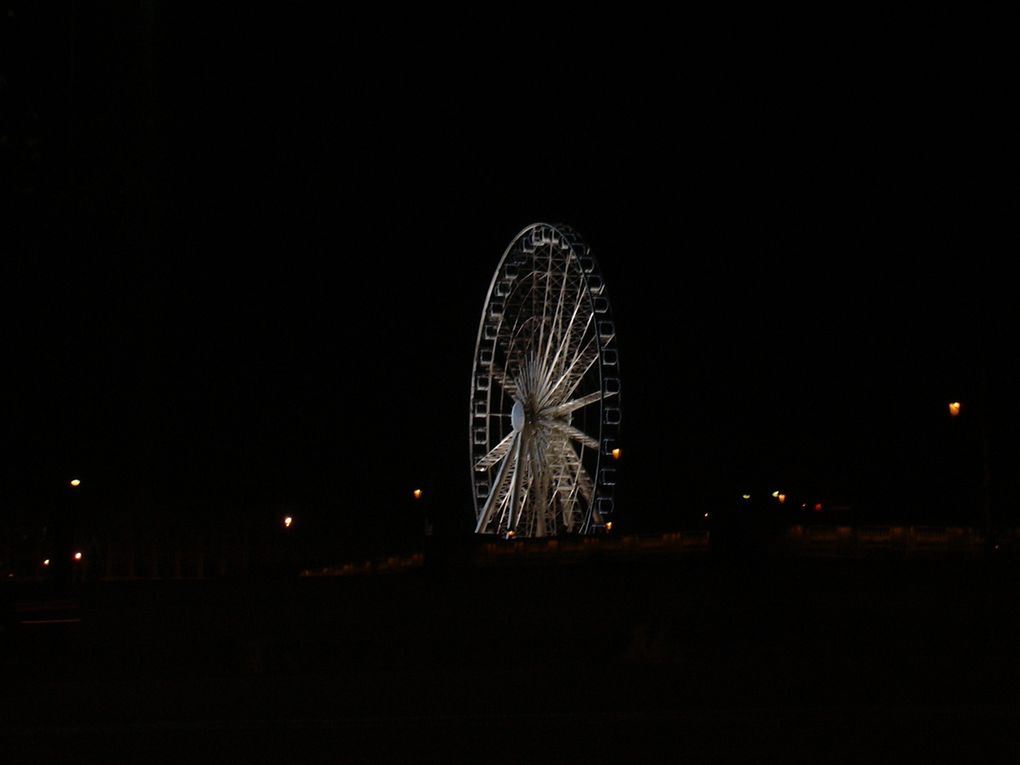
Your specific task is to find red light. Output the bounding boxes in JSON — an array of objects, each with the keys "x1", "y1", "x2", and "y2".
[{"x1": 814, "y1": 503, "x2": 823, "y2": 512}]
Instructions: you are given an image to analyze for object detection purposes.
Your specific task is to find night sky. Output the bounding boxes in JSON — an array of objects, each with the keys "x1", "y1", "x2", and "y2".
[{"x1": 3, "y1": 6, "x2": 1017, "y2": 555}]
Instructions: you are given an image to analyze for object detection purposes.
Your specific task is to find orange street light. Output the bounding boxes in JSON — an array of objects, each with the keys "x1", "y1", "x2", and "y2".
[
  {"x1": 412, "y1": 489, "x2": 423, "y2": 500},
  {"x1": 283, "y1": 515, "x2": 293, "y2": 529},
  {"x1": 611, "y1": 448, "x2": 622, "y2": 460},
  {"x1": 777, "y1": 494, "x2": 787, "y2": 505},
  {"x1": 606, "y1": 521, "x2": 613, "y2": 531},
  {"x1": 948, "y1": 401, "x2": 961, "y2": 417}
]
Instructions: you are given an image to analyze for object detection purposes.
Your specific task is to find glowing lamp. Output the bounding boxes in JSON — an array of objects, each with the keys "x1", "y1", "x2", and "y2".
[
  {"x1": 771, "y1": 490, "x2": 780, "y2": 498},
  {"x1": 283, "y1": 515, "x2": 293, "y2": 528},
  {"x1": 948, "y1": 401, "x2": 961, "y2": 417},
  {"x1": 777, "y1": 494, "x2": 787, "y2": 505},
  {"x1": 42, "y1": 559, "x2": 51, "y2": 567},
  {"x1": 611, "y1": 448, "x2": 622, "y2": 460},
  {"x1": 704, "y1": 512, "x2": 710, "y2": 518},
  {"x1": 412, "y1": 489, "x2": 423, "y2": 500},
  {"x1": 70, "y1": 479, "x2": 81, "y2": 488},
  {"x1": 606, "y1": 521, "x2": 613, "y2": 531},
  {"x1": 73, "y1": 552, "x2": 83, "y2": 561},
  {"x1": 741, "y1": 494, "x2": 751, "y2": 500}
]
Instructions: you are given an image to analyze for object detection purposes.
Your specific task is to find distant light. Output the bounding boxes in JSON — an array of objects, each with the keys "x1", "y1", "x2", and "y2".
[
  {"x1": 742, "y1": 494, "x2": 751, "y2": 500},
  {"x1": 948, "y1": 401, "x2": 961, "y2": 417},
  {"x1": 412, "y1": 489, "x2": 423, "y2": 500},
  {"x1": 70, "y1": 479, "x2": 81, "y2": 488},
  {"x1": 606, "y1": 521, "x2": 613, "y2": 531},
  {"x1": 73, "y1": 552, "x2": 83, "y2": 561},
  {"x1": 814, "y1": 503, "x2": 823, "y2": 512},
  {"x1": 506, "y1": 530, "x2": 515, "y2": 539},
  {"x1": 611, "y1": 448, "x2": 622, "y2": 460},
  {"x1": 42, "y1": 558, "x2": 51, "y2": 567},
  {"x1": 801, "y1": 503, "x2": 807, "y2": 509},
  {"x1": 704, "y1": 512, "x2": 709, "y2": 518},
  {"x1": 771, "y1": 490, "x2": 780, "y2": 498},
  {"x1": 283, "y1": 515, "x2": 293, "y2": 529},
  {"x1": 777, "y1": 494, "x2": 787, "y2": 505}
]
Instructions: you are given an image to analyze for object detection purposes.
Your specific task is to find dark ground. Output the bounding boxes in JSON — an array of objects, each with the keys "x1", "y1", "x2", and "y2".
[{"x1": 3, "y1": 554, "x2": 1020, "y2": 762}]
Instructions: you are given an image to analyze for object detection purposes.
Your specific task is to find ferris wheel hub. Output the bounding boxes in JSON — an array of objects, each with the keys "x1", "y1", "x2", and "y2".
[{"x1": 511, "y1": 399, "x2": 526, "y2": 432}]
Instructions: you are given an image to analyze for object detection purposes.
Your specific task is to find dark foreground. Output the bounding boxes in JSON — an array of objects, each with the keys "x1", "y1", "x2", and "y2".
[{"x1": 3, "y1": 556, "x2": 1020, "y2": 763}]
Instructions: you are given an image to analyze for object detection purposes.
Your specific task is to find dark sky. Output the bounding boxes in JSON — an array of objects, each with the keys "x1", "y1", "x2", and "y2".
[{"x1": 3, "y1": 5, "x2": 1017, "y2": 550}]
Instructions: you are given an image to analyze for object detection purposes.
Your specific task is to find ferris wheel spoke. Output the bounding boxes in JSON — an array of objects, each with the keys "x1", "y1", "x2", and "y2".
[
  {"x1": 542, "y1": 319, "x2": 596, "y2": 406},
  {"x1": 475, "y1": 433, "x2": 519, "y2": 533},
  {"x1": 562, "y1": 443, "x2": 594, "y2": 503},
  {"x1": 475, "y1": 431, "x2": 516, "y2": 471},
  {"x1": 536, "y1": 244, "x2": 556, "y2": 360},
  {"x1": 544, "y1": 336, "x2": 600, "y2": 408},
  {"x1": 493, "y1": 372, "x2": 519, "y2": 399},
  {"x1": 540, "y1": 257, "x2": 574, "y2": 377},
  {"x1": 545, "y1": 419, "x2": 600, "y2": 451},
  {"x1": 547, "y1": 388, "x2": 614, "y2": 418},
  {"x1": 543, "y1": 281, "x2": 591, "y2": 391},
  {"x1": 548, "y1": 450, "x2": 578, "y2": 532},
  {"x1": 506, "y1": 432, "x2": 526, "y2": 531},
  {"x1": 525, "y1": 430, "x2": 553, "y2": 537}
]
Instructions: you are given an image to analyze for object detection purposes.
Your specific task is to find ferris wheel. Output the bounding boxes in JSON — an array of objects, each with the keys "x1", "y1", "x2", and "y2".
[{"x1": 469, "y1": 223, "x2": 620, "y2": 538}]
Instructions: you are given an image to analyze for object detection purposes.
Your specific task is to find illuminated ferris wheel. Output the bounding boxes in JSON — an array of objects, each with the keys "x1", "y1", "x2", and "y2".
[{"x1": 469, "y1": 223, "x2": 620, "y2": 538}]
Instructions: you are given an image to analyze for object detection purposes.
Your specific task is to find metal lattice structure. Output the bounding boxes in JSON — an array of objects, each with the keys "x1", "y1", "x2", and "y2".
[{"x1": 470, "y1": 223, "x2": 620, "y2": 537}]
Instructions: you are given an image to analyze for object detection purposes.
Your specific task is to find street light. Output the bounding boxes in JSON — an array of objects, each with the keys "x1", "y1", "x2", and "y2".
[
  {"x1": 282, "y1": 515, "x2": 293, "y2": 529},
  {"x1": 412, "y1": 489, "x2": 423, "y2": 500},
  {"x1": 73, "y1": 551, "x2": 83, "y2": 561},
  {"x1": 948, "y1": 401, "x2": 961, "y2": 417},
  {"x1": 69, "y1": 478, "x2": 81, "y2": 488}
]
